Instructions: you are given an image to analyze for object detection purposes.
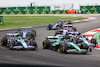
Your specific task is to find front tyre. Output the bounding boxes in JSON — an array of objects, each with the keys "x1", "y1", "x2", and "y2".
[
  {"x1": 43, "y1": 40, "x2": 50, "y2": 49},
  {"x1": 60, "y1": 43, "x2": 68, "y2": 53},
  {"x1": 81, "y1": 42, "x2": 89, "y2": 50}
]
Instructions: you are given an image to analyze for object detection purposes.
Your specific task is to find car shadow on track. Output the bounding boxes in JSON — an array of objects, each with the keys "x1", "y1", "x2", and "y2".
[{"x1": 58, "y1": 51, "x2": 92, "y2": 55}]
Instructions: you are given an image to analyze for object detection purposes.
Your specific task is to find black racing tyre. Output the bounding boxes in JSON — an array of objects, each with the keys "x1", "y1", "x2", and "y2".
[
  {"x1": 9, "y1": 40, "x2": 15, "y2": 50},
  {"x1": 91, "y1": 38, "x2": 97, "y2": 46},
  {"x1": 72, "y1": 27, "x2": 77, "y2": 31},
  {"x1": 32, "y1": 40, "x2": 37, "y2": 48},
  {"x1": 47, "y1": 24, "x2": 53, "y2": 30},
  {"x1": 31, "y1": 40, "x2": 37, "y2": 50},
  {"x1": 1, "y1": 37, "x2": 7, "y2": 46},
  {"x1": 72, "y1": 37, "x2": 78, "y2": 44},
  {"x1": 81, "y1": 42, "x2": 89, "y2": 50},
  {"x1": 60, "y1": 43, "x2": 68, "y2": 53},
  {"x1": 31, "y1": 29, "x2": 36, "y2": 36},
  {"x1": 43, "y1": 40, "x2": 50, "y2": 49}
]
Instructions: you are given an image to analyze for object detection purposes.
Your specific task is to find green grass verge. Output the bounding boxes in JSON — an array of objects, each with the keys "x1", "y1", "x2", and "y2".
[{"x1": 0, "y1": 16, "x2": 87, "y2": 29}]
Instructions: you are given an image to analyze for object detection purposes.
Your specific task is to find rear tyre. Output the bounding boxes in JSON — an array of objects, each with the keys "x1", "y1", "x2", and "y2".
[
  {"x1": 32, "y1": 40, "x2": 37, "y2": 47},
  {"x1": 43, "y1": 40, "x2": 50, "y2": 49},
  {"x1": 91, "y1": 38, "x2": 97, "y2": 46},
  {"x1": 31, "y1": 29, "x2": 36, "y2": 36},
  {"x1": 31, "y1": 32, "x2": 35, "y2": 40},
  {"x1": 30, "y1": 40, "x2": 38, "y2": 50},
  {"x1": 1, "y1": 37, "x2": 7, "y2": 46}
]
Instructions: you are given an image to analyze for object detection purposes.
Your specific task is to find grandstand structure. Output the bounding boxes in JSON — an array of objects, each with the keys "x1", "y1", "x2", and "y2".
[
  {"x1": 80, "y1": 4, "x2": 100, "y2": 14},
  {"x1": 0, "y1": 4, "x2": 74, "y2": 14},
  {"x1": 0, "y1": 2, "x2": 100, "y2": 14}
]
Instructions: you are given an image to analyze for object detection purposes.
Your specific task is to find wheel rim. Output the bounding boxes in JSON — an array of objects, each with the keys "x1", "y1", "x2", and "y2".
[
  {"x1": 81, "y1": 42, "x2": 84, "y2": 48},
  {"x1": 73, "y1": 39, "x2": 76, "y2": 44},
  {"x1": 82, "y1": 42, "x2": 85, "y2": 48},
  {"x1": 35, "y1": 32, "x2": 36, "y2": 36},
  {"x1": 1, "y1": 39, "x2": 3, "y2": 45},
  {"x1": 10, "y1": 41, "x2": 13, "y2": 49},
  {"x1": 60, "y1": 44, "x2": 64, "y2": 52},
  {"x1": 10, "y1": 44, "x2": 12, "y2": 49},
  {"x1": 43, "y1": 41, "x2": 46, "y2": 48}
]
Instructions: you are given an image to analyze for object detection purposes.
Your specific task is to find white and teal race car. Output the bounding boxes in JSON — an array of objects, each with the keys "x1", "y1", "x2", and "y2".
[{"x1": 43, "y1": 35, "x2": 92, "y2": 54}]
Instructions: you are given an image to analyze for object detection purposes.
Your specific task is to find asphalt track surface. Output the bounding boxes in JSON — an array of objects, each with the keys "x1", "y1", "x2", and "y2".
[{"x1": 0, "y1": 15, "x2": 100, "y2": 67}]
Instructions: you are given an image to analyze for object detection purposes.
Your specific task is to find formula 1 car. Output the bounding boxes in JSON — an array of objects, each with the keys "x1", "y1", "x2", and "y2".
[
  {"x1": 17, "y1": 27, "x2": 36, "y2": 39},
  {"x1": 55, "y1": 24, "x2": 78, "y2": 36},
  {"x1": 1, "y1": 33, "x2": 37, "y2": 50},
  {"x1": 47, "y1": 20, "x2": 73, "y2": 30},
  {"x1": 70, "y1": 34, "x2": 97, "y2": 47},
  {"x1": 43, "y1": 35, "x2": 92, "y2": 54}
]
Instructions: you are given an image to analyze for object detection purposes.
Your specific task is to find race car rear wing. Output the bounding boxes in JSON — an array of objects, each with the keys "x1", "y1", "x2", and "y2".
[
  {"x1": 46, "y1": 36, "x2": 59, "y2": 39},
  {"x1": 69, "y1": 32, "x2": 80, "y2": 35},
  {"x1": 46, "y1": 36, "x2": 65, "y2": 40},
  {"x1": 6, "y1": 33, "x2": 18, "y2": 37}
]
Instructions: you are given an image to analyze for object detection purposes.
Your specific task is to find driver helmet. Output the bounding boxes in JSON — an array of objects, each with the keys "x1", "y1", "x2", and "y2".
[{"x1": 63, "y1": 25, "x2": 68, "y2": 30}]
